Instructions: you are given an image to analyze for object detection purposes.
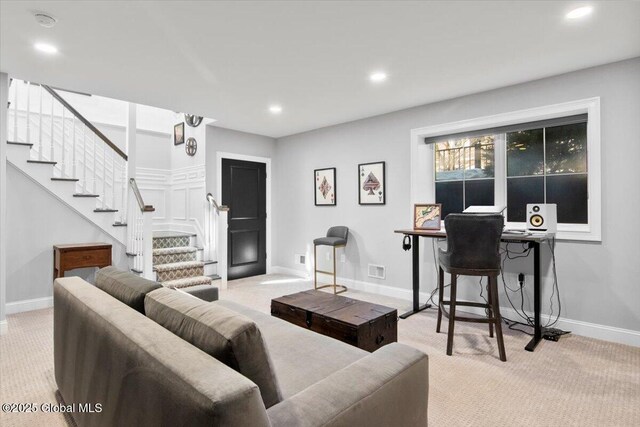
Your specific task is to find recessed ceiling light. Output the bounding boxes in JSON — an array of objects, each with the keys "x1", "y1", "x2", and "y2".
[
  {"x1": 34, "y1": 42, "x2": 58, "y2": 54},
  {"x1": 370, "y1": 72, "x2": 387, "y2": 83},
  {"x1": 566, "y1": 6, "x2": 593, "y2": 20},
  {"x1": 269, "y1": 105, "x2": 282, "y2": 114}
]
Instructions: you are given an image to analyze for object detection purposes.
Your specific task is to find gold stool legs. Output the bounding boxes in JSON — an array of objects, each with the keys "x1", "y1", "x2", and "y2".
[{"x1": 313, "y1": 244, "x2": 347, "y2": 294}]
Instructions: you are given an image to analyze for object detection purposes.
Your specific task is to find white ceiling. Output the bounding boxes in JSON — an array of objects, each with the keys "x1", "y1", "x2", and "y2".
[{"x1": 1, "y1": 1, "x2": 639, "y2": 138}]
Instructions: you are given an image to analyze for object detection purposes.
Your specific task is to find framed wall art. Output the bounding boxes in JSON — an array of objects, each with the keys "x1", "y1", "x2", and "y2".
[
  {"x1": 314, "y1": 167, "x2": 336, "y2": 206},
  {"x1": 414, "y1": 203, "x2": 442, "y2": 230},
  {"x1": 174, "y1": 122, "x2": 185, "y2": 145},
  {"x1": 358, "y1": 161, "x2": 385, "y2": 205}
]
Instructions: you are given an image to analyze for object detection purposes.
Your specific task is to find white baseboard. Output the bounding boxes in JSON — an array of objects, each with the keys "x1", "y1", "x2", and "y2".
[
  {"x1": 271, "y1": 266, "x2": 310, "y2": 278},
  {"x1": 6, "y1": 296, "x2": 53, "y2": 315},
  {"x1": 339, "y1": 276, "x2": 433, "y2": 302},
  {"x1": 0, "y1": 320, "x2": 7, "y2": 335},
  {"x1": 272, "y1": 266, "x2": 640, "y2": 347},
  {"x1": 462, "y1": 305, "x2": 640, "y2": 348}
]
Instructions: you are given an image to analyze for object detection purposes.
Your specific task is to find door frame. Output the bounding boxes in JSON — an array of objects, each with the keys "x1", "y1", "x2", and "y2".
[{"x1": 216, "y1": 151, "x2": 272, "y2": 275}]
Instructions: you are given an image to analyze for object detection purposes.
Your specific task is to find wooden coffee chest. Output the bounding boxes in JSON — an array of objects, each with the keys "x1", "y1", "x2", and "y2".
[{"x1": 271, "y1": 290, "x2": 398, "y2": 352}]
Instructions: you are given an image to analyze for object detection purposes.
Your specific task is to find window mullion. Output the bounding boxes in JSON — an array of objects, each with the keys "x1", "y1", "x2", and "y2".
[
  {"x1": 494, "y1": 133, "x2": 507, "y2": 211},
  {"x1": 543, "y1": 127, "x2": 547, "y2": 203}
]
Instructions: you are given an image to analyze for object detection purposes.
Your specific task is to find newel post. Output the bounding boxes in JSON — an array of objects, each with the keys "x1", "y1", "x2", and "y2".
[
  {"x1": 142, "y1": 210, "x2": 154, "y2": 280},
  {"x1": 217, "y1": 209, "x2": 229, "y2": 290}
]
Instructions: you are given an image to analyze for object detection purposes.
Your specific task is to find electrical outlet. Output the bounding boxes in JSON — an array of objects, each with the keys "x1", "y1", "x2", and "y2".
[
  {"x1": 340, "y1": 254, "x2": 346, "y2": 263},
  {"x1": 325, "y1": 252, "x2": 330, "y2": 261}
]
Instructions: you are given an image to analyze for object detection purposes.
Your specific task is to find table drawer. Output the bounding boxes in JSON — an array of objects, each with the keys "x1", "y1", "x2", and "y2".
[{"x1": 62, "y1": 249, "x2": 111, "y2": 269}]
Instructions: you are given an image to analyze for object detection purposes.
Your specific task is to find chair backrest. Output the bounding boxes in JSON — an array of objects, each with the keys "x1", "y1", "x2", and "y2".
[
  {"x1": 444, "y1": 214, "x2": 503, "y2": 271},
  {"x1": 327, "y1": 226, "x2": 349, "y2": 242}
]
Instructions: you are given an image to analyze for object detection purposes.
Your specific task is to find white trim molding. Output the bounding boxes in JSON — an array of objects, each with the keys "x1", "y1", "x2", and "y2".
[
  {"x1": 272, "y1": 266, "x2": 639, "y2": 347},
  {"x1": 6, "y1": 296, "x2": 53, "y2": 315},
  {"x1": 410, "y1": 97, "x2": 601, "y2": 242},
  {"x1": 216, "y1": 152, "x2": 273, "y2": 274}
]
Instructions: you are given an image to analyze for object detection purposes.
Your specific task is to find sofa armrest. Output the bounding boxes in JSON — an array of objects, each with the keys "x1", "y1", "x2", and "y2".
[{"x1": 266, "y1": 343, "x2": 428, "y2": 427}]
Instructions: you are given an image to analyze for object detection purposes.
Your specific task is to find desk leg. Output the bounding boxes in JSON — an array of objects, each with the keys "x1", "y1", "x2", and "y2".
[
  {"x1": 399, "y1": 235, "x2": 431, "y2": 319},
  {"x1": 525, "y1": 241, "x2": 542, "y2": 351}
]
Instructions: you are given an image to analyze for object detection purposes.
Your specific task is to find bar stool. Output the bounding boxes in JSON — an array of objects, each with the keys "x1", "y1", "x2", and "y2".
[
  {"x1": 436, "y1": 214, "x2": 507, "y2": 362},
  {"x1": 313, "y1": 226, "x2": 349, "y2": 294}
]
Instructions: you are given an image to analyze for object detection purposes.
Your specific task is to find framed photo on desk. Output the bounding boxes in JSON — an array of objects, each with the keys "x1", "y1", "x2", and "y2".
[{"x1": 414, "y1": 203, "x2": 441, "y2": 230}]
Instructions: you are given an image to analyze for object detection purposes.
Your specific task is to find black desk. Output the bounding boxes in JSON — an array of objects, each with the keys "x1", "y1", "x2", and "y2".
[{"x1": 395, "y1": 229, "x2": 548, "y2": 352}]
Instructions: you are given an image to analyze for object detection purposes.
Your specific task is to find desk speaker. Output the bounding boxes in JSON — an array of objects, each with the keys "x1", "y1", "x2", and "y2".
[{"x1": 526, "y1": 204, "x2": 557, "y2": 233}]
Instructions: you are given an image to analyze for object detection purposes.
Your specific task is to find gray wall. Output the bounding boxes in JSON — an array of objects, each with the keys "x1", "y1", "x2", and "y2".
[
  {"x1": 274, "y1": 58, "x2": 640, "y2": 333},
  {"x1": 5, "y1": 165, "x2": 128, "y2": 304},
  {"x1": 97, "y1": 124, "x2": 172, "y2": 170},
  {"x1": 205, "y1": 126, "x2": 277, "y2": 200}
]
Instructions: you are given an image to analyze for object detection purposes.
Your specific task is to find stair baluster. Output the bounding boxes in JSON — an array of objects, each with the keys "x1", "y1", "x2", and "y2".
[
  {"x1": 72, "y1": 115, "x2": 77, "y2": 179},
  {"x1": 92, "y1": 133, "x2": 97, "y2": 195},
  {"x1": 12, "y1": 80, "x2": 18, "y2": 142},
  {"x1": 61, "y1": 107, "x2": 66, "y2": 178},
  {"x1": 111, "y1": 151, "x2": 116, "y2": 210},
  {"x1": 25, "y1": 81, "x2": 31, "y2": 146},
  {"x1": 101, "y1": 143, "x2": 106, "y2": 208},
  {"x1": 50, "y1": 91, "x2": 54, "y2": 162},
  {"x1": 38, "y1": 85, "x2": 43, "y2": 161},
  {"x1": 82, "y1": 125, "x2": 88, "y2": 194}
]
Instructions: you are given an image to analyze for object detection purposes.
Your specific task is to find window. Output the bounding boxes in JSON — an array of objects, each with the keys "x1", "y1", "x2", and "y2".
[
  {"x1": 411, "y1": 98, "x2": 601, "y2": 241},
  {"x1": 506, "y1": 122, "x2": 588, "y2": 223},
  {"x1": 434, "y1": 135, "x2": 496, "y2": 218}
]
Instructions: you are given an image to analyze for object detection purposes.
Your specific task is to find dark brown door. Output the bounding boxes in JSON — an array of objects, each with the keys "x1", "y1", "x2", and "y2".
[{"x1": 222, "y1": 158, "x2": 267, "y2": 280}]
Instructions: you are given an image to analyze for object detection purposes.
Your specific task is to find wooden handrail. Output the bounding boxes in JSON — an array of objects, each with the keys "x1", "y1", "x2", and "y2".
[
  {"x1": 207, "y1": 193, "x2": 229, "y2": 212},
  {"x1": 41, "y1": 84, "x2": 128, "y2": 160},
  {"x1": 129, "y1": 178, "x2": 155, "y2": 212}
]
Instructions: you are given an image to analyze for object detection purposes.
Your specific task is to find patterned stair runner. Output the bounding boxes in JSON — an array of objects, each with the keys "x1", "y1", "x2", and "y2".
[{"x1": 152, "y1": 233, "x2": 213, "y2": 289}]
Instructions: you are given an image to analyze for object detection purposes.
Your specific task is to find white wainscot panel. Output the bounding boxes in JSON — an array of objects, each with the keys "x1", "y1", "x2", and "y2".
[
  {"x1": 189, "y1": 184, "x2": 206, "y2": 222},
  {"x1": 172, "y1": 187, "x2": 187, "y2": 220}
]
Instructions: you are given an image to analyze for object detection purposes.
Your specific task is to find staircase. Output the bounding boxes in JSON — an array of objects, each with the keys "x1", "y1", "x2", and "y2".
[
  {"x1": 152, "y1": 232, "x2": 219, "y2": 288},
  {"x1": 5, "y1": 78, "x2": 222, "y2": 288},
  {"x1": 6, "y1": 80, "x2": 129, "y2": 245}
]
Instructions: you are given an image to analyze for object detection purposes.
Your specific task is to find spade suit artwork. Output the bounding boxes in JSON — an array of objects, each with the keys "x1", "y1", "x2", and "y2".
[{"x1": 314, "y1": 162, "x2": 386, "y2": 206}]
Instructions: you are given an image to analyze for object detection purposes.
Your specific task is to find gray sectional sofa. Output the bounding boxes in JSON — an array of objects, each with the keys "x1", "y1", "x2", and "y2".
[{"x1": 54, "y1": 268, "x2": 429, "y2": 426}]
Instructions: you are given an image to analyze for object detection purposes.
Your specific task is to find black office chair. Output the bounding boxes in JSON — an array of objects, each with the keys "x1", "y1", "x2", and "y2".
[
  {"x1": 436, "y1": 214, "x2": 507, "y2": 362},
  {"x1": 313, "y1": 226, "x2": 349, "y2": 294}
]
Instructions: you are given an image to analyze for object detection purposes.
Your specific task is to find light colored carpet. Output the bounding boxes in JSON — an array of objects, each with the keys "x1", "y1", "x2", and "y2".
[{"x1": 1, "y1": 274, "x2": 638, "y2": 426}]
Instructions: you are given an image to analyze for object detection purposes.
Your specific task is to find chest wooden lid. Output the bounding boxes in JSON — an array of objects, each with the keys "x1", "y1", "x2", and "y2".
[{"x1": 272, "y1": 290, "x2": 396, "y2": 327}]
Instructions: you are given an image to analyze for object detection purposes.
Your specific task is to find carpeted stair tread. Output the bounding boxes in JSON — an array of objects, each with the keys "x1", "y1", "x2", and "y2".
[
  {"x1": 152, "y1": 235, "x2": 191, "y2": 249},
  {"x1": 155, "y1": 260, "x2": 204, "y2": 272},
  {"x1": 153, "y1": 246, "x2": 198, "y2": 256},
  {"x1": 162, "y1": 276, "x2": 213, "y2": 289}
]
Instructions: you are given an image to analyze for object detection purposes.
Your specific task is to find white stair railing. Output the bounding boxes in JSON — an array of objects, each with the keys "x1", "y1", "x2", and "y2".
[
  {"x1": 7, "y1": 79, "x2": 128, "y2": 221},
  {"x1": 128, "y1": 178, "x2": 154, "y2": 279},
  {"x1": 206, "y1": 193, "x2": 229, "y2": 280}
]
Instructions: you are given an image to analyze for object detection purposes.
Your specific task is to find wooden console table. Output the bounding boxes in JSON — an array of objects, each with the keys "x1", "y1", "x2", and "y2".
[{"x1": 53, "y1": 243, "x2": 112, "y2": 279}]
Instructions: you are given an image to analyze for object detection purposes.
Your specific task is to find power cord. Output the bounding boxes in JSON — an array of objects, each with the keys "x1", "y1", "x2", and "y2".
[
  {"x1": 423, "y1": 236, "x2": 569, "y2": 341},
  {"x1": 499, "y1": 237, "x2": 569, "y2": 340}
]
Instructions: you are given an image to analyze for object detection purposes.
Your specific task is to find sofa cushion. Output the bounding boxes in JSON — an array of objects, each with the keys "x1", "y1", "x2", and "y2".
[
  {"x1": 145, "y1": 288, "x2": 282, "y2": 408},
  {"x1": 179, "y1": 284, "x2": 219, "y2": 302},
  {"x1": 215, "y1": 300, "x2": 368, "y2": 399},
  {"x1": 95, "y1": 266, "x2": 161, "y2": 314}
]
